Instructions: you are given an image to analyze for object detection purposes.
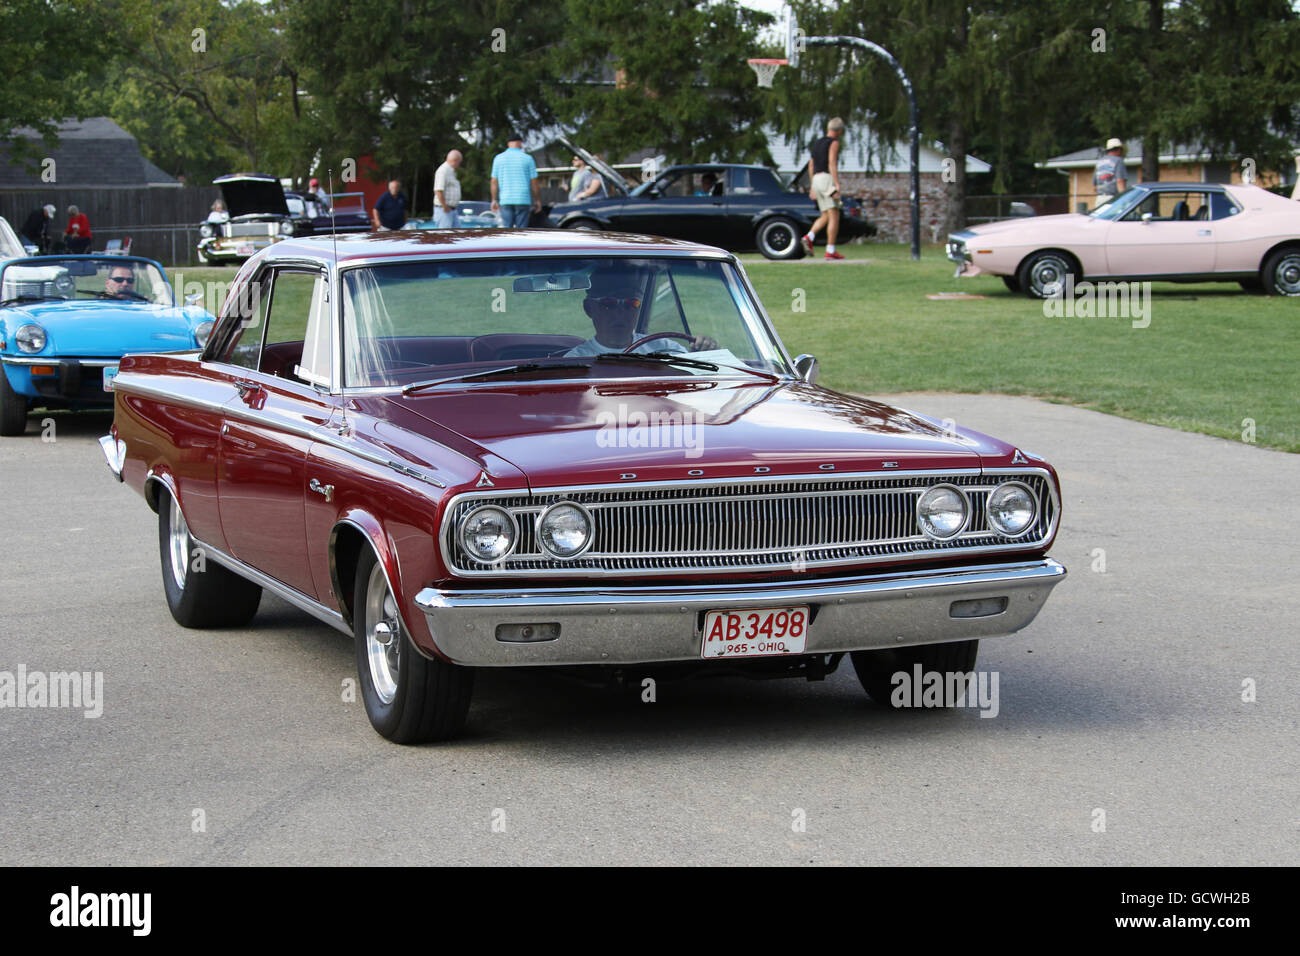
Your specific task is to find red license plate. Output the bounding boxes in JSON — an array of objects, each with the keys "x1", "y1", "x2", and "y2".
[{"x1": 701, "y1": 606, "x2": 809, "y2": 659}]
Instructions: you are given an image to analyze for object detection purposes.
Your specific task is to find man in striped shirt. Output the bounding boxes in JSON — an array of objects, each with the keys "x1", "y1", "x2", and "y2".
[{"x1": 490, "y1": 134, "x2": 540, "y2": 228}]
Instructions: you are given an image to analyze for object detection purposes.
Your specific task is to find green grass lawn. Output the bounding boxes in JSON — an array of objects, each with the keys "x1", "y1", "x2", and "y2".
[
  {"x1": 173, "y1": 245, "x2": 1299, "y2": 452},
  {"x1": 741, "y1": 243, "x2": 1299, "y2": 453}
]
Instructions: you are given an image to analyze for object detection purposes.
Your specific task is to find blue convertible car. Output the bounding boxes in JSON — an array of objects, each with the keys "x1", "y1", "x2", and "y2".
[{"x1": 0, "y1": 255, "x2": 214, "y2": 435}]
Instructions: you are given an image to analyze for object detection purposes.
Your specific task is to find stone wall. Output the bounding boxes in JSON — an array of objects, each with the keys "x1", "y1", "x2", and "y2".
[{"x1": 838, "y1": 172, "x2": 952, "y2": 244}]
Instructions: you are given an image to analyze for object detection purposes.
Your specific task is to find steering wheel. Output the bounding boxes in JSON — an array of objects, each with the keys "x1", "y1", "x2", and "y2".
[{"x1": 622, "y1": 331, "x2": 695, "y2": 353}]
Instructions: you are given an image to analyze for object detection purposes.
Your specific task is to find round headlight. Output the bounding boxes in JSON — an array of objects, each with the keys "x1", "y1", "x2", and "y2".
[
  {"x1": 15, "y1": 324, "x2": 46, "y2": 354},
  {"x1": 459, "y1": 506, "x2": 517, "y2": 562},
  {"x1": 537, "y1": 502, "x2": 593, "y2": 559},
  {"x1": 194, "y1": 320, "x2": 214, "y2": 346},
  {"x1": 278, "y1": 220, "x2": 294, "y2": 236},
  {"x1": 199, "y1": 223, "x2": 214, "y2": 238},
  {"x1": 53, "y1": 273, "x2": 75, "y2": 295},
  {"x1": 917, "y1": 484, "x2": 969, "y2": 540},
  {"x1": 987, "y1": 481, "x2": 1037, "y2": 537}
]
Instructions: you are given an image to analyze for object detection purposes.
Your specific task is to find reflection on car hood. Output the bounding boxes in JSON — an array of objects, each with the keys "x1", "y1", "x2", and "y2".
[
  {"x1": 1, "y1": 301, "x2": 204, "y2": 356},
  {"x1": 381, "y1": 379, "x2": 1005, "y2": 487},
  {"x1": 962, "y1": 213, "x2": 1091, "y2": 237}
]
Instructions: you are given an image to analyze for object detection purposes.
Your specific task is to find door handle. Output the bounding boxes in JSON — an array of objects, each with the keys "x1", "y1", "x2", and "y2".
[
  {"x1": 234, "y1": 379, "x2": 259, "y2": 396},
  {"x1": 308, "y1": 478, "x2": 334, "y2": 502},
  {"x1": 1197, "y1": 229, "x2": 1211, "y2": 236}
]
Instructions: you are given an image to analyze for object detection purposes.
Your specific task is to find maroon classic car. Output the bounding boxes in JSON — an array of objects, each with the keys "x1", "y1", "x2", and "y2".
[{"x1": 100, "y1": 230, "x2": 1065, "y2": 743}]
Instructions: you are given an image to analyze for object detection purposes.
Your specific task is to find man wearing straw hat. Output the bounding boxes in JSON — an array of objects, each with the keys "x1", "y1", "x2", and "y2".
[{"x1": 1094, "y1": 137, "x2": 1130, "y2": 206}]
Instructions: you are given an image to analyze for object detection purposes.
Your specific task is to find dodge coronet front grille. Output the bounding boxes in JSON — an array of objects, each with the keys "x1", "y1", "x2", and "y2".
[{"x1": 442, "y1": 470, "x2": 1058, "y2": 577}]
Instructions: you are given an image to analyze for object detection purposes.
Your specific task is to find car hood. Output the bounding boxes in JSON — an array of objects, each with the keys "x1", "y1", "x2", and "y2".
[
  {"x1": 214, "y1": 173, "x2": 290, "y2": 218},
  {"x1": 380, "y1": 379, "x2": 1017, "y2": 489},
  {"x1": 959, "y1": 213, "x2": 1092, "y2": 239},
  {"x1": 1, "y1": 301, "x2": 205, "y2": 356}
]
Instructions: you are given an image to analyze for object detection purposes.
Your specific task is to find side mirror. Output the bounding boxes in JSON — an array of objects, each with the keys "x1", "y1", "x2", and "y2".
[
  {"x1": 1141, "y1": 212, "x2": 1154, "y2": 222},
  {"x1": 793, "y1": 354, "x2": 819, "y2": 384}
]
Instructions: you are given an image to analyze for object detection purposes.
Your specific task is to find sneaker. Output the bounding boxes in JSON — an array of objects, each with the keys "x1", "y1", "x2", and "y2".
[
  {"x1": 801, "y1": 234, "x2": 814, "y2": 255},
  {"x1": 824, "y1": 251, "x2": 845, "y2": 260}
]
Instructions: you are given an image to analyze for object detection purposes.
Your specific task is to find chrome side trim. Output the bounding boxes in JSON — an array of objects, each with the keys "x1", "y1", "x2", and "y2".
[
  {"x1": 191, "y1": 533, "x2": 351, "y2": 636},
  {"x1": 111, "y1": 373, "x2": 446, "y2": 489},
  {"x1": 98, "y1": 434, "x2": 126, "y2": 481},
  {"x1": 2, "y1": 356, "x2": 121, "y2": 367}
]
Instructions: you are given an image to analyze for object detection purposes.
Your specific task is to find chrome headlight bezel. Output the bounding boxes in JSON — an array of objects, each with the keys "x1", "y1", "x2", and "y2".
[
  {"x1": 457, "y1": 505, "x2": 518, "y2": 563},
  {"x1": 278, "y1": 220, "x2": 295, "y2": 236},
  {"x1": 199, "y1": 223, "x2": 214, "y2": 238},
  {"x1": 15, "y1": 324, "x2": 47, "y2": 354},
  {"x1": 194, "y1": 320, "x2": 215, "y2": 347},
  {"x1": 536, "y1": 501, "x2": 594, "y2": 559},
  {"x1": 986, "y1": 480, "x2": 1039, "y2": 538},
  {"x1": 916, "y1": 483, "x2": 971, "y2": 541}
]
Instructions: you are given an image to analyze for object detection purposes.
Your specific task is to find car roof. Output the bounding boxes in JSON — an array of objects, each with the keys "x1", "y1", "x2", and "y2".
[
  {"x1": 265, "y1": 229, "x2": 732, "y2": 263},
  {"x1": 660, "y1": 163, "x2": 772, "y2": 172},
  {"x1": 1133, "y1": 181, "x2": 1227, "y2": 191}
]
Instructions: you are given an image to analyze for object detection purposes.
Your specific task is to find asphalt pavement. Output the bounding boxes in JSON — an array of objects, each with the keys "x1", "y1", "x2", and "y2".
[{"x1": 0, "y1": 395, "x2": 1296, "y2": 865}]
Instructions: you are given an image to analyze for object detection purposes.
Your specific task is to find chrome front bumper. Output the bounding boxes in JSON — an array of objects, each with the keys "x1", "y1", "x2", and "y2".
[{"x1": 414, "y1": 558, "x2": 1066, "y2": 666}]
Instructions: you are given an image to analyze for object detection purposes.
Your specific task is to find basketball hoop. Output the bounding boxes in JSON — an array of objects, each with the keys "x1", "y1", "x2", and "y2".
[{"x1": 747, "y1": 58, "x2": 787, "y2": 88}]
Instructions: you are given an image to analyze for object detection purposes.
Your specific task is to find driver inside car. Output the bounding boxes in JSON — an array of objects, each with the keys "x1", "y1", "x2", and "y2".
[
  {"x1": 565, "y1": 269, "x2": 717, "y2": 357},
  {"x1": 103, "y1": 264, "x2": 139, "y2": 299}
]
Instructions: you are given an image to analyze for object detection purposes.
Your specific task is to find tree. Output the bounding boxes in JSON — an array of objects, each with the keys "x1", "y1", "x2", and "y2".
[{"x1": 0, "y1": 1, "x2": 113, "y2": 166}]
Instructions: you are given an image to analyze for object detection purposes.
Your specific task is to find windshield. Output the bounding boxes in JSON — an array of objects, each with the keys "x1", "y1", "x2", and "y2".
[
  {"x1": 0, "y1": 257, "x2": 173, "y2": 306},
  {"x1": 1088, "y1": 186, "x2": 1149, "y2": 221},
  {"x1": 340, "y1": 256, "x2": 788, "y2": 388}
]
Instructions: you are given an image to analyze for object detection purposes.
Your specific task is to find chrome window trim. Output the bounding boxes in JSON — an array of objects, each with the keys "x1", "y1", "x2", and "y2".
[{"x1": 438, "y1": 467, "x2": 1059, "y2": 578}]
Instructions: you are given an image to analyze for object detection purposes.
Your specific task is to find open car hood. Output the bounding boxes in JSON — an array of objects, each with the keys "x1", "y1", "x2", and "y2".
[
  {"x1": 214, "y1": 173, "x2": 290, "y2": 218},
  {"x1": 555, "y1": 135, "x2": 629, "y2": 197}
]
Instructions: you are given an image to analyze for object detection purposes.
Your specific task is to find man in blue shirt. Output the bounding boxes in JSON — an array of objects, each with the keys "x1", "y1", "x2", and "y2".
[
  {"x1": 371, "y1": 179, "x2": 407, "y2": 230},
  {"x1": 490, "y1": 134, "x2": 540, "y2": 228}
]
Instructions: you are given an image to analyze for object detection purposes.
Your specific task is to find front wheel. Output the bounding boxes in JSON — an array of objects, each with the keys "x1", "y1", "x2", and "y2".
[
  {"x1": 1001, "y1": 275, "x2": 1022, "y2": 293},
  {"x1": 354, "y1": 548, "x2": 474, "y2": 743},
  {"x1": 564, "y1": 218, "x2": 599, "y2": 231},
  {"x1": 850, "y1": 640, "x2": 980, "y2": 709},
  {"x1": 0, "y1": 368, "x2": 28, "y2": 436},
  {"x1": 756, "y1": 217, "x2": 805, "y2": 260},
  {"x1": 1261, "y1": 248, "x2": 1300, "y2": 296},
  {"x1": 158, "y1": 489, "x2": 262, "y2": 627},
  {"x1": 1017, "y1": 251, "x2": 1077, "y2": 299}
]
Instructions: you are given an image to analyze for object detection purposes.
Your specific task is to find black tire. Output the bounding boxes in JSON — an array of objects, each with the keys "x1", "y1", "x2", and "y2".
[
  {"x1": 353, "y1": 547, "x2": 473, "y2": 743},
  {"x1": 850, "y1": 639, "x2": 980, "y2": 709},
  {"x1": 158, "y1": 489, "x2": 262, "y2": 628},
  {"x1": 756, "y1": 217, "x2": 805, "y2": 260},
  {"x1": 1238, "y1": 277, "x2": 1264, "y2": 293},
  {"x1": 1016, "y1": 250, "x2": 1078, "y2": 299},
  {"x1": 0, "y1": 368, "x2": 28, "y2": 436},
  {"x1": 1261, "y1": 247, "x2": 1300, "y2": 296},
  {"x1": 1001, "y1": 275, "x2": 1022, "y2": 293},
  {"x1": 564, "y1": 218, "x2": 600, "y2": 231}
]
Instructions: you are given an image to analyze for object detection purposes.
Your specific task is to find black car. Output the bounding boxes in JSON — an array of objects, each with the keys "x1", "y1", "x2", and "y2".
[
  {"x1": 197, "y1": 173, "x2": 370, "y2": 264},
  {"x1": 543, "y1": 142, "x2": 873, "y2": 259}
]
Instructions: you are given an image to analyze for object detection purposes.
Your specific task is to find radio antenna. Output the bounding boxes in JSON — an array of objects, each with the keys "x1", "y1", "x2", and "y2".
[{"x1": 328, "y1": 168, "x2": 351, "y2": 437}]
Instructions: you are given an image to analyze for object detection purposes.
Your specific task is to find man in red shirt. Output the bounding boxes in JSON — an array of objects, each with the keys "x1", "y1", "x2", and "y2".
[{"x1": 65, "y1": 205, "x2": 92, "y2": 253}]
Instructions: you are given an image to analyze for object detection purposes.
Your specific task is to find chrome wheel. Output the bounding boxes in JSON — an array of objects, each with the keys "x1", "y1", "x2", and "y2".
[
  {"x1": 168, "y1": 495, "x2": 190, "y2": 590},
  {"x1": 364, "y1": 562, "x2": 401, "y2": 705},
  {"x1": 757, "y1": 218, "x2": 801, "y2": 259},
  {"x1": 1272, "y1": 253, "x2": 1300, "y2": 295},
  {"x1": 1027, "y1": 254, "x2": 1070, "y2": 297}
]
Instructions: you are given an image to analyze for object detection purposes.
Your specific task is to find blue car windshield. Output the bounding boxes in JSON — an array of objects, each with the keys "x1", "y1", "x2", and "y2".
[{"x1": 0, "y1": 258, "x2": 173, "y2": 306}]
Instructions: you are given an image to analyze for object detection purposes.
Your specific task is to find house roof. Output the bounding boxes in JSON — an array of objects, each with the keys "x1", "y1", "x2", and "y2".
[
  {"x1": 764, "y1": 125, "x2": 992, "y2": 176},
  {"x1": 1037, "y1": 141, "x2": 1219, "y2": 170},
  {"x1": 0, "y1": 117, "x2": 180, "y2": 189}
]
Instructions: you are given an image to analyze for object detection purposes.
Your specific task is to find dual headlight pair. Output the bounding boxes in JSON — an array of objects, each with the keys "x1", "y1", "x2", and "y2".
[
  {"x1": 460, "y1": 502, "x2": 591, "y2": 563},
  {"x1": 917, "y1": 481, "x2": 1038, "y2": 541}
]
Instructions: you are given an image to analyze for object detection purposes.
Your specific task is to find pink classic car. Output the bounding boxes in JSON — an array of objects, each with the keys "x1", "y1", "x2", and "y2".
[{"x1": 948, "y1": 181, "x2": 1300, "y2": 297}]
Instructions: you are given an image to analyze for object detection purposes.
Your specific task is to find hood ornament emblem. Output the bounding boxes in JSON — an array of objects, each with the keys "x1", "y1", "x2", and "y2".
[
  {"x1": 475, "y1": 471, "x2": 495, "y2": 488},
  {"x1": 1011, "y1": 449, "x2": 1029, "y2": 465}
]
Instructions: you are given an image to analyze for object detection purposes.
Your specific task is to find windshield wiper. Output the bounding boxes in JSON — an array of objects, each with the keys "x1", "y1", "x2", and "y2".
[
  {"x1": 0, "y1": 295, "x2": 52, "y2": 307},
  {"x1": 593, "y1": 351, "x2": 779, "y2": 382},
  {"x1": 402, "y1": 362, "x2": 590, "y2": 394}
]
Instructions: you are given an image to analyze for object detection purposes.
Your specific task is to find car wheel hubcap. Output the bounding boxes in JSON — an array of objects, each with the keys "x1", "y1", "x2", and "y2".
[
  {"x1": 1031, "y1": 257, "x2": 1068, "y2": 295},
  {"x1": 1275, "y1": 255, "x2": 1300, "y2": 294},
  {"x1": 766, "y1": 224, "x2": 794, "y2": 255},
  {"x1": 365, "y1": 563, "x2": 401, "y2": 705},
  {"x1": 168, "y1": 496, "x2": 190, "y2": 590}
]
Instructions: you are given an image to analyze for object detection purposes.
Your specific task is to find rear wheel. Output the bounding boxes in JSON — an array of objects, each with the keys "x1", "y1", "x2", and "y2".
[
  {"x1": 158, "y1": 489, "x2": 262, "y2": 628},
  {"x1": 1261, "y1": 248, "x2": 1300, "y2": 296},
  {"x1": 353, "y1": 547, "x2": 474, "y2": 743},
  {"x1": 756, "y1": 217, "x2": 805, "y2": 260},
  {"x1": 0, "y1": 368, "x2": 28, "y2": 436},
  {"x1": 564, "y1": 218, "x2": 600, "y2": 231},
  {"x1": 850, "y1": 640, "x2": 980, "y2": 708},
  {"x1": 1017, "y1": 251, "x2": 1077, "y2": 299}
]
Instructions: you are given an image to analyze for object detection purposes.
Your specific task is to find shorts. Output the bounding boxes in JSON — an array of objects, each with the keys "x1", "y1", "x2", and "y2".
[{"x1": 812, "y1": 172, "x2": 842, "y2": 212}]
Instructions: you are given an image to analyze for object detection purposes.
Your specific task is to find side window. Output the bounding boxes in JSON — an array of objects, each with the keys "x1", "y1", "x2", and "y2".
[
  {"x1": 656, "y1": 172, "x2": 690, "y2": 198},
  {"x1": 1210, "y1": 192, "x2": 1240, "y2": 220},
  {"x1": 221, "y1": 276, "x2": 271, "y2": 370},
  {"x1": 261, "y1": 271, "x2": 327, "y2": 386}
]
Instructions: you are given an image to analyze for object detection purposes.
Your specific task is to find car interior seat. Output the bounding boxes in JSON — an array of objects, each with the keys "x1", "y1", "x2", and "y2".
[{"x1": 1171, "y1": 201, "x2": 1190, "y2": 221}]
